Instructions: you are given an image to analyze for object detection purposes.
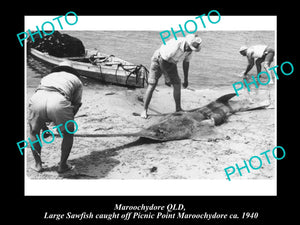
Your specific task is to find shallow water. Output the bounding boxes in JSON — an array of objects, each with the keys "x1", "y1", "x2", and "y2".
[{"x1": 27, "y1": 30, "x2": 275, "y2": 89}]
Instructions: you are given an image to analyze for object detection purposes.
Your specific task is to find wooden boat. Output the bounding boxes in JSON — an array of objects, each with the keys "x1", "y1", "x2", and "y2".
[{"x1": 29, "y1": 48, "x2": 148, "y2": 88}]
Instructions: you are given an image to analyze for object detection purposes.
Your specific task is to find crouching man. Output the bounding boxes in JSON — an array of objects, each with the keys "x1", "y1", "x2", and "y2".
[
  {"x1": 28, "y1": 61, "x2": 83, "y2": 173},
  {"x1": 239, "y1": 45, "x2": 275, "y2": 84}
]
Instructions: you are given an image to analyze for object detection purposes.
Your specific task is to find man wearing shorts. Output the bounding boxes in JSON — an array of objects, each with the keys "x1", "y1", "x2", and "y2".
[
  {"x1": 141, "y1": 34, "x2": 202, "y2": 119},
  {"x1": 28, "y1": 61, "x2": 83, "y2": 173},
  {"x1": 239, "y1": 45, "x2": 275, "y2": 84}
]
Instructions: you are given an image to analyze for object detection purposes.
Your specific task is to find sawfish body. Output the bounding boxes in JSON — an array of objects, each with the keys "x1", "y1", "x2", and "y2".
[
  {"x1": 136, "y1": 93, "x2": 261, "y2": 141},
  {"x1": 73, "y1": 93, "x2": 270, "y2": 141}
]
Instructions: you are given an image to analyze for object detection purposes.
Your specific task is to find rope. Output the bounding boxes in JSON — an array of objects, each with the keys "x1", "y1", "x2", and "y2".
[
  {"x1": 89, "y1": 52, "x2": 149, "y2": 87},
  {"x1": 114, "y1": 63, "x2": 120, "y2": 83},
  {"x1": 98, "y1": 63, "x2": 104, "y2": 81},
  {"x1": 120, "y1": 64, "x2": 149, "y2": 87}
]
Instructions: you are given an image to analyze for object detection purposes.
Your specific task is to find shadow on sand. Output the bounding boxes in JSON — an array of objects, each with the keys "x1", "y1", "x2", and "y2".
[{"x1": 58, "y1": 138, "x2": 160, "y2": 179}]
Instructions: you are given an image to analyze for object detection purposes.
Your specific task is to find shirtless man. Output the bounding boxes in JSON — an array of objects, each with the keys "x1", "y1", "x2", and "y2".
[
  {"x1": 141, "y1": 34, "x2": 202, "y2": 119},
  {"x1": 239, "y1": 45, "x2": 275, "y2": 84}
]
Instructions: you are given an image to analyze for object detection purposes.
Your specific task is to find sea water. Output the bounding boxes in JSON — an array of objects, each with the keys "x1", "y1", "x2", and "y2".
[{"x1": 26, "y1": 30, "x2": 275, "y2": 89}]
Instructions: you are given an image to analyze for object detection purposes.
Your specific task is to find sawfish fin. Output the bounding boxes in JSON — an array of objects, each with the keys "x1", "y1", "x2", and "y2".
[
  {"x1": 191, "y1": 128, "x2": 224, "y2": 141},
  {"x1": 191, "y1": 124, "x2": 230, "y2": 142},
  {"x1": 215, "y1": 93, "x2": 237, "y2": 103},
  {"x1": 190, "y1": 120, "x2": 218, "y2": 141}
]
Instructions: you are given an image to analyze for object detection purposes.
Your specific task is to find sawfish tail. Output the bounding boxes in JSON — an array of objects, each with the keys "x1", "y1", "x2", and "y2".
[{"x1": 217, "y1": 92, "x2": 271, "y2": 112}]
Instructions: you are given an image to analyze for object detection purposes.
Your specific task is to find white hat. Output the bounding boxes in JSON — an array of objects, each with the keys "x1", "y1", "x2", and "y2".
[
  {"x1": 186, "y1": 34, "x2": 202, "y2": 52},
  {"x1": 239, "y1": 46, "x2": 248, "y2": 52}
]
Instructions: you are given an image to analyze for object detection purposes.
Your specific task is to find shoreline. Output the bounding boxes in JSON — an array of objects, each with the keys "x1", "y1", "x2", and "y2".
[{"x1": 25, "y1": 83, "x2": 276, "y2": 180}]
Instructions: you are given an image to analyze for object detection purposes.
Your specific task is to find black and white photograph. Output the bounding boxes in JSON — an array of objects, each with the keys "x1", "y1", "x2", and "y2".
[
  {"x1": 22, "y1": 15, "x2": 278, "y2": 196},
  {"x1": 14, "y1": 9, "x2": 297, "y2": 224}
]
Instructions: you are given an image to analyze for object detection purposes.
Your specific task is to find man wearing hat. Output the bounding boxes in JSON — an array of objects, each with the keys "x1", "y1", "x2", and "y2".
[
  {"x1": 28, "y1": 61, "x2": 83, "y2": 173},
  {"x1": 141, "y1": 34, "x2": 202, "y2": 119},
  {"x1": 239, "y1": 45, "x2": 275, "y2": 84}
]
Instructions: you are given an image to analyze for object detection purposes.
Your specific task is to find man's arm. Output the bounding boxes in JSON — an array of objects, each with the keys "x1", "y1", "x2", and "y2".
[
  {"x1": 182, "y1": 60, "x2": 189, "y2": 88},
  {"x1": 243, "y1": 54, "x2": 254, "y2": 76}
]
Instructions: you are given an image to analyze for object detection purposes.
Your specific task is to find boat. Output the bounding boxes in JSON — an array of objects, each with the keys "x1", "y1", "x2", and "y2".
[{"x1": 29, "y1": 48, "x2": 148, "y2": 88}]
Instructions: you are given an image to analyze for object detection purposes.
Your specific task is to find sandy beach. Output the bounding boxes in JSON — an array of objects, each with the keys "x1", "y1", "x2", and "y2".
[{"x1": 25, "y1": 83, "x2": 275, "y2": 181}]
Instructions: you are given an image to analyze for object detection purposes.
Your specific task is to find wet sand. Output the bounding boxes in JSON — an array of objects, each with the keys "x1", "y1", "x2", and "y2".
[{"x1": 25, "y1": 84, "x2": 275, "y2": 180}]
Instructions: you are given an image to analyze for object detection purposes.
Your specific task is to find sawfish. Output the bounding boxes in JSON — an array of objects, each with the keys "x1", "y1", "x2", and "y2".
[{"x1": 73, "y1": 93, "x2": 270, "y2": 141}]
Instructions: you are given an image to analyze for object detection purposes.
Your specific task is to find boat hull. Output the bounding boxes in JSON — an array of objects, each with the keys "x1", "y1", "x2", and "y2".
[{"x1": 29, "y1": 48, "x2": 146, "y2": 88}]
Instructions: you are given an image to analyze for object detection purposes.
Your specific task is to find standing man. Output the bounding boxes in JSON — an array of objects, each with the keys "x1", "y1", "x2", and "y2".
[
  {"x1": 28, "y1": 61, "x2": 83, "y2": 173},
  {"x1": 141, "y1": 34, "x2": 202, "y2": 119},
  {"x1": 239, "y1": 45, "x2": 275, "y2": 84}
]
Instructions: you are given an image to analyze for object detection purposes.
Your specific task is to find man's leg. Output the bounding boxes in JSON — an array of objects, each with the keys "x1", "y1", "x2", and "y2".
[
  {"x1": 58, "y1": 132, "x2": 74, "y2": 173},
  {"x1": 141, "y1": 83, "x2": 157, "y2": 119},
  {"x1": 27, "y1": 91, "x2": 50, "y2": 172},
  {"x1": 47, "y1": 94, "x2": 76, "y2": 173},
  {"x1": 163, "y1": 73, "x2": 172, "y2": 87},
  {"x1": 173, "y1": 83, "x2": 182, "y2": 112},
  {"x1": 165, "y1": 63, "x2": 182, "y2": 112},
  {"x1": 28, "y1": 120, "x2": 44, "y2": 172},
  {"x1": 141, "y1": 54, "x2": 161, "y2": 119},
  {"x1": 263, "y1": 48, "x2": 275, "y2": 84},
  {"x1": 254, "y1": 57, "x2": 265, "y2": 96},
  {"x1": 263, "y1": 61, "x2": 274, "y2": 84},
  {"x1": 255, "y1": 57, "x2": 264, "y2": 75}
]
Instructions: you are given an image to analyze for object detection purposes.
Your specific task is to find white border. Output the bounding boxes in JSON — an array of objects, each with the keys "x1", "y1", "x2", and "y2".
[
  {"x1": 25, "y1": 179, "x2": 276, "y2": 196},
  {"x1": 24, "y1": 15, "x2": 277, "y2": 196},
  {"x1": 24, "y1": 15, "x2": 276, "y2": 31}
]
